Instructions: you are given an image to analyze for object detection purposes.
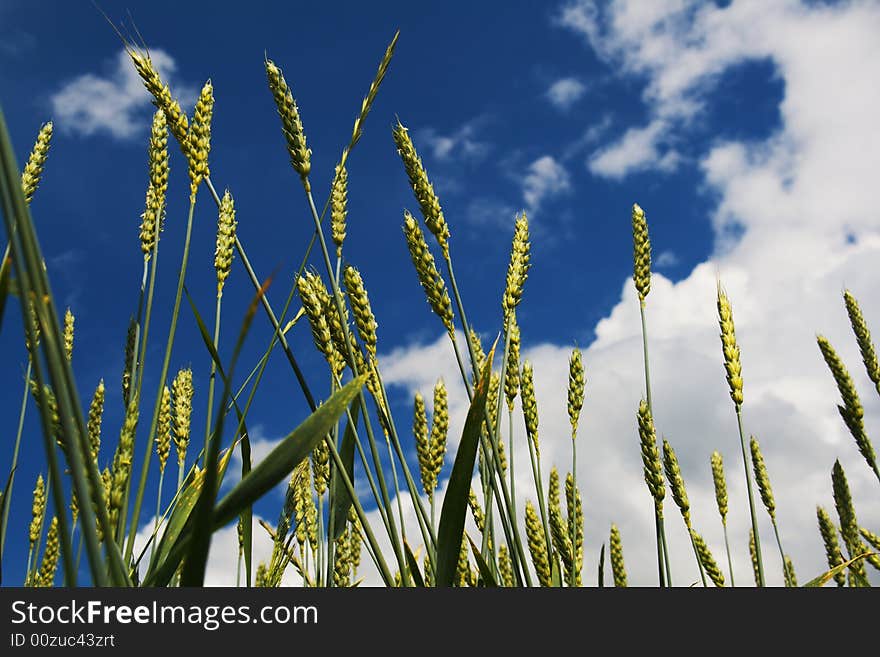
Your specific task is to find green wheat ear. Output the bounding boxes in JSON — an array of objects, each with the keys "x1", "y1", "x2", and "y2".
[{"x1": 609, "y1": 524, "x2": 627, "y2": 587}]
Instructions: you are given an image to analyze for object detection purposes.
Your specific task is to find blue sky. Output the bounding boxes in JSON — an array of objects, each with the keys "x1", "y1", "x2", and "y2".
[{"x1": 1, "y1": 0, "x2": 879, "y2": 586}]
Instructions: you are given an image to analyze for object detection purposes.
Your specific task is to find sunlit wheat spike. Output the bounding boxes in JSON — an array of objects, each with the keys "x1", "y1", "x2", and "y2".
[
  {"x1": 110, "y1": 395, "x2": 140, "y2": 529},
  {"x1": 297, "y1": 271, "x2": 338, "y2": 373},
  {"x1": 717, "y1": 285, "x2": 744, "y2": 407},
  {"x1": 831, "y1": 460, "x2": 872, "y2": 582},
  {"x1": 844, "y1": 289, "x2": 880, "y2": 394},
  {"x1": 343, "y1": 265, "x2": 378, "y2": 363},
  {"x1": 30, "y1": 381, "x2": 61, "y2": 447},
  {"x1": 484, "y1": 372, "x2": 500, "y2": 441},
  {"x1": 156, "y1": 385, "x2": 172, "y2": 473},
  {"x1": 469, "y1": 329, "x2": 486, "y2": 378},
  {"x1": 429, "y1": 379, "x2": 449, "y2": 488},
  {"x1": 748, "y1": 528, "x2": 760, "y2": 587},
  {"x1": 861, "y1": 526, "x2": 880, "y2": 552},
  {"x1": 498, "y1": 544, "x2": 515, "y2": 587},
  {"x1": 505, "y1": 318, "x2": 521, "y2": 410},
  {"x1": 609, "y1": 524, "x2": 627, "y2": 587},
  {"x1": 817, "y1": 335, "x2": 877, "y2": 474},
  {"x1": 345, "y1": 30, "x2": 399, "y2": 163},
  {"x1": 292, "y1": 461, "x2": 311, "y2": 550},
  {"x1": 467, "y1": 489, "x2": 486, "y2": 534},
  {"x1": 783, "y1": 556, "x2": 797, "y2": 587},
  {"x1": 70, "y1": 491, "x2": 79, "y2": 526},
  {"x1": 254, "y1": 562, "x2": 268, "y2": 588},
  {"x1": 187, "y1": 80, "x2": 214, "y2": 197},
  {"x1": 525, "y1": 500, "x2": 552, "y2": 587},
  {"x1": 548, "y1": 468, "x2": 573, "y2": 585},
  {"x1": 28, "y1": 474, "x2": 45, "y2": 548},
  {"x1": 63, "y1": 307, "x2": 74, "y2": 362},
  {"x1": 414, "y1": 392, "x2": 433, "y2": 494},
  {"x1": 392, "y1": 120, "x2": 450, "y2": 258},
  {"x1": 214, "y1": 189, "x2": 237, "y2": 294},
  {"x1": 310, "y1": 272, "x2": 348, "y2": 376},
  {"x1": 565, "y1": 472, "x2": 583, "y2": 587},
  {"x1": 333, "y1": 530, "x2": 352, "y2": 587},
  {"x1": 502, "y1": 213, "x2": 531, "y2": 323},
  {"x1": 127, "y1": 48, "x2": 190, "y2": 154},
  {"x1": 662, "y1": 439, "x2": 690, "y2": 527},
  {"x1": 631, "y1": 203, "x2": 651, "y2": 303},
  {"x1": 265, "y1": 59, "x2": 311, "y2": 186},
  {"x1": 749, "y1": 436, "x2": 775, "y2": 520},
  {"x1": 520, "y1": 361, "x2": 540, "y2": 458},
  {"x1": 34, "y1": 517, "x2": 59, "y2": 587},
  {"x1": 567, "y1": 348, "x2": 585, "y2": 441},
  {"x1": 402, "y1": 211, "x2": 454, "y2": 334},
  {"x1": 710, "y1": 451, "x2": 728, "y2": 525},
  {"x1": 637, "y1": 400, "x2": 665, "y2": 509},
  {"x1": 122, "y1": 317, "x2": 137, "y2": 408},
  {"x1": 140, "y1": 110, "x2": 169, "y2": 258},
  {"x1": 691, "y1": 530, "x2": 725, "y2": 587},
  {"x1": 96, "y1": 467, "x2": 111, "y2": 542},
  {"x1": 311, "y1": 439, "x2": 329, "y2": 496},
  {"x1": 20, "y1": 121, "x2": 53, "y2": 204},
  {"x1": 348, "y1": 507, "x2": 363, "y2": 574},
  {"x1": 171, "y1": 368, "x2": 194, "y2": 470},
  {"x1": 331, "y1": 165, "x2": 348, "y2": 257}
]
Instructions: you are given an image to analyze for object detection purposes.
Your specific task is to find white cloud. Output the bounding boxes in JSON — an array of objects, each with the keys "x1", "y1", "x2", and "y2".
[
  {"x1": 50, "y1": 48, "x2": 196, "y2": 140},
  {"x1": 418, "y1": 118, "x2": 491, "y2": 162},
  {"x1": 356, "y1": 0, "x2": 880, "y2": 586},
  {"x1": 655, "y1": 250, "x2": 678, "y2": 268},
  {"x1": 522, "y1": 155, "x2": 571, "y2": 213},
  {"x1": 546, "y1": 77, "x2": 587, "y2": 110},
  {"x1": 588, "y1": 119, "x2": 680, "y2": 178}
]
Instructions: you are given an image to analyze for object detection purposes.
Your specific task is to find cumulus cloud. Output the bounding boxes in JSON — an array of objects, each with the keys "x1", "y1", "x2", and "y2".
[
  {"x1": 357, "y1": 0, "x2": 880, "y2": 586},
  {"x1": 546, "y1": 77, "x2": 587, "y2": 110},
  {"x1": 522, "y1": 155, "x2": 571, "y2": 214},
  {"x1": 50, "y1": 48, "x2": 195, "y2": 140},
  {"x1": 418, "y1": 118, "x2": 491, "y2": 162}
]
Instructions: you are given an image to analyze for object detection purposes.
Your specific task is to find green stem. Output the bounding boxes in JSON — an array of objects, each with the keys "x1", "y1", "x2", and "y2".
[
  {"x1": 126, "y1": 196, "x2": 197, "y2": 561},
  {"x1": 723, "y1": 522, "x2": 735, "y2": 587},
  {"x1": 151, "y1": 468, "x2": 165, "y2": 564},
  {"x1": 0, "y1": 359, "x2": 31, "y2": 555},
  {"x1": 736, "y1": 408, "x2": 765, "y2": 587},
  {"x1": 204, "y1": 293, "x2": 223, "y2": 464},
  {"x1": 660, "y1": 513, "x2": 672, "y2": 586},
  {"x1": 654, "y1": 511, "x2": 666, "y2": 587},
  {"x1": 772, "y1": 519, "x2": 789, "y2": 586},
  {"x1": 639, "y1": 301, "x2": 652, "y2": 413}
]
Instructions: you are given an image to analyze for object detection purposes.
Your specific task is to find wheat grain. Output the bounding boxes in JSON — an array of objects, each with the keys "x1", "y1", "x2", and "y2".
[
  {"x1": 638, "y1": 400, "x2": 665, "y2": 511},
  {"x1": 565, "y1": 472, "x2": 583, "y2": 587},
  {"x1": 28, "y1": 474, "x2": 45, "y2": 548},
  {"x1": 214, "y1": 189, "x2": 237, "y2": 294},
  {"x1": 172, "y1": 368, "x2": 194, "y2": 471},
  {"x1": 567, "y1": 348, "x2": 585, "y2": 441},
  {"x1": 343, "y1": 265, "x2": 378, "y2": 363},
  {"x1": 525, "y1": 500, "x2": 551, "y2": 587},
  {"x1": 187, "y1": 80, "x2": 213, "y2": 197},
  {"x1": 504, "y1": 318, "x2": 521, "y2": 410},
  {"x1": 265, "y1": 59, "x2": 311, "y2": 187},
  {"x1": 691, "y1": 530, "x2": 724, "y2": 587},
  {"x1": 331, "y1": 165, "x2": 348, "y2": 257},
  {"x1": 662, "y1": 438, "x2": 690, "y2": 527},
  {"x1": 502, "y1": 213, "x2": 530, "y2": 323},
  {"x1": 63, "y1": 307, "x2": 74, "y2": 362},
  {"x1": 631, "y1": 203, "x2": 651, "y2": 303},
  {"x1": 521, "y1": 361, "x2": 540, "y2": 458},
  {"x1": 844, "y1": 289, "x2": 880, "y2": 394},
  {"x1": 156, "y1": 385, "x2": 171, "y2": 473},
  {"x1": 710, "y1": 451, "x2": 728, "y2": 525},
  {"x1": 403, "y1": 211, "x2": 454, "y2": 335},
  {"x1": 609, "y1": 524, "x2": 627, "y2": 587},
  {"x1": 717, "y1": 286, "x2": 744, "y2": 407},
  {"x1": 20, "y1": 121, "x2": 53, "y2": 204}
]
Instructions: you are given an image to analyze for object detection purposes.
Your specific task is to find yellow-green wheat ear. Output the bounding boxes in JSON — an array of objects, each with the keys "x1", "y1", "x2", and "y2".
[
  {"x1": 140, "y1": 109, "x2": 169, "y2": 259},
  {"x1": 690, "y1": 530, "x2": 725, "y2": 587},
  {"x1": 402, "y1": 210, "x2": 454, "y2": 335},
  {"x1": 749, "y1": 436, "x2": 775, "y2": 520},
  {"x1": 171, "y1": 368, "x2": 194, "y2": 470},
  {"x1": 109, "y1": 395, "x2": 140, "y2": 530},
  {"x1": 20, "y1": 121, "x2": 53, "y2": 204},
  {"x1": 568, "y1": 348, "x2": 585, "y2": 440},
  {"x1": 502, "y1": 212, "x2": 531, "y2": 324},
  {"x1": 662, "y1": 438, "x2": 690, "y2": 527},
  {"x1": 817, "y1": 335, "x2": 877, "y2": 479},
  {"x1": 343, "y1": 265, "x2": 378, "y2": 364},
  {"x1": 156, "y1": 385, "x2": 172, "y2": 473},
  {"x1": 861, "y1": 526, "x2": 880, "y2": 552},
  {"x1": 504, "y1": 318, "x2": 521, "y2": 411},
  {"x1": 265, "y1": 58, "x2": 311, "y2": 188},
  {"x1": 748, "y1": 528, "x2": 760, "y2": 586},
  {"x1": 783, "y1": 556, "x2": 797, "y2": 587},
  {"x1": 520, "y1": 361, "x2": 540, "y2": 458},
  {"x1": 831, "y1": 460, "x2": 874, "y2": 582},
  {"x1": 498, "y1": 544, "x2": 515, "y2": 587},
  {"x1": 565, "y1": 472, "x2": 584, "y2": 586},
  {"x1": 717, "y1": 285, "x2": 744, "y2": 407},
  {"x1": 548, "y1": 467, "x2": 573, "y2": 583},
  {"x1": 311, "y1": 439, "x2": 329, "y2": 496},
  {"x1": 297, "y1": 271, "x2": 339, "y2": 375},
  {"x1": 609, "y1": 524, "x2": 627, "y2": 587},
  {"x1": 28, "y1": 474, "x2": 46, "y2": 549},
  {"x1": 34, "y1": 516, "x2": 59, "y2": 587},
  {"x1": 429, "y1": 379, "x2": 449, "y2": 488},
  {"x1": 392, "y1": 120, "x2": 450, "y2": 258},
  {"x1": 214, "y1": 189, "x2": 237, "y2": 294},
  {"x1": 413, "y1": 392, "x2": 432, "y2": 494},
  {"x1": 710, "y1": 451, "x2": 728, "y2": 524},
  {"x1": 843, "y1": 289, "x2": 880, "y2": 396},
  {"x1": 525, "y1": 500, "x2": 552, "y2": 587},
  {"x1": 63, "y1": 307, "x2": 74, "y2": 362},
  {"x1": 631, "y1": 203, "x2": 651, "y2": 303},
  {"x1": 187, "y1": 80, "x2": 214, "y2": 197},
  {"x1": 816, "y1": 506, "x2": 846, "y2": 586},
  {"x1": 331, "y1": 165, "x2": 348, "y2": 257},
  {"x1": 637, "y1": 400, "x2": 665, "y2": 510},
  {"x1": 127, "y1": 47, "x2": 190, "y2": 155}
]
